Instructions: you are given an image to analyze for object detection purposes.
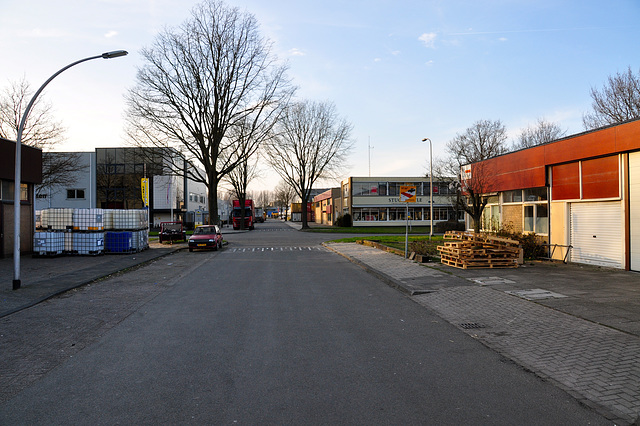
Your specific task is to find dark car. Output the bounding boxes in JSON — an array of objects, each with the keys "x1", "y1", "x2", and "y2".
[
  {"x1": 159, "y1": 222, "x2": 186, "y2": 243},
  {"x1": 188, "y1": 225, "x2": 223, "y2": 252}
]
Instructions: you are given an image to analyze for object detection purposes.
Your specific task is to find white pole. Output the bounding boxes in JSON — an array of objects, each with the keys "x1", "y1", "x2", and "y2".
[
  {"x1": 421, "y1": 138, "x2": 433, "y2": 241},
  {"x1": 430, "y1": 140, "x2": 433, "y2": 241},
  {"x1": 404, "y1": 202, "x2": 409, "y2": 259},
  {"x1": 12, "y1": 50, "x2": 128, "y2": 290}
]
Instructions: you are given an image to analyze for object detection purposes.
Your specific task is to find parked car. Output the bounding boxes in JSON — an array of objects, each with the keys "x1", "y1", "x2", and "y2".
[
  {"x1": 159, "y1": 222, "x2": 186, "y2": 243},
  {"x1": 188, "y1": 225, "x2": 223, "y2": 252}
]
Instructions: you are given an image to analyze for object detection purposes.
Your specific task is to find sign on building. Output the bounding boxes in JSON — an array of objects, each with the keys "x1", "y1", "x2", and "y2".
[{"x1": 400, "y1": 185, "x2": 417, "y2": 203}]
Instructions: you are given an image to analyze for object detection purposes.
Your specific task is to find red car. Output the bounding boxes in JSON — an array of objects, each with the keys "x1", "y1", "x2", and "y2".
[{"x1": 188, "y1": 225, "x2": 223, "y2": 252}]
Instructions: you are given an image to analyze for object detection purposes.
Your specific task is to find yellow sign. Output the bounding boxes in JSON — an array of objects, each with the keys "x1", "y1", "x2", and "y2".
[
  {"x1": 141, "y1": 178, "x2": 149, "y2": 207},
  {"x1": 400, "y1": 185, "x2": 417, "y2": 202}
]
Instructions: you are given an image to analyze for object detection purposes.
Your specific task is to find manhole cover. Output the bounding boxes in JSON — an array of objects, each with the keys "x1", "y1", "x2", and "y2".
[
  {"x1": 505, "y1": 289, "x2": 567, "y2": 300},
  {"x1": 459, "y1": 322, "x2": 486, "y2": 329},
  {"x1": 468, "y1": 276, "x2": 516, "y2": 285}
]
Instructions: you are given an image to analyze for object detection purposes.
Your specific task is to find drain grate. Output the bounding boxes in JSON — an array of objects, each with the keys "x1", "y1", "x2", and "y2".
[{"x1": 459, "y1": 322, "x2": 486, "y2": 329}]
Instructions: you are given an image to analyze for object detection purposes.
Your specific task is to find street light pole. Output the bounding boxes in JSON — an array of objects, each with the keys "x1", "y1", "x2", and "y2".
[
  {"x1": 13, "y1": 50, "x2": 128, "y2": 290},
  {"x1": 422, "y1": 138, "x2": 433, "y2": 241}
]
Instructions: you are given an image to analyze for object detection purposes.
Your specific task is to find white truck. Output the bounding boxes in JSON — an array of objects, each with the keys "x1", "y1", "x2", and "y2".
[{"x1": 254, "y1": 207, "x2": 265, "y2": 223}]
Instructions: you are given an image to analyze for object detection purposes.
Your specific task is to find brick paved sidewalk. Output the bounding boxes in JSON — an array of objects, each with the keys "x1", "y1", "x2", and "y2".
[{"x1": 326, "y1": 242, "x2": 640, "y2": 425}]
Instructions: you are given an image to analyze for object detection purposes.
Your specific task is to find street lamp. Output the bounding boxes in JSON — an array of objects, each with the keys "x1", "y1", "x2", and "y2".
[
  {"x1": 421, "y1": 138, "x2": 433, "y2": 240},
  {"x1": 13, "y1": 50, "x2": 128, "y2": 290}
]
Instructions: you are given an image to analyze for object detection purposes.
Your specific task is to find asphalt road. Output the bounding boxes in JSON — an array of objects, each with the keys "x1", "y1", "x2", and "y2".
[{"x1": 0, "y1": 221, "x2": 608, "y2": 424}]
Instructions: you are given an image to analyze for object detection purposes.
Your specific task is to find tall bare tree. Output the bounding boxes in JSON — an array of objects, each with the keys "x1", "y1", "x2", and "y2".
[
  {"x1": 274, "y1": 180, "x2": 295, "y2": 221},
  {"x1": 512, "y1": 118, "x2": 567, "y2": 150},
  {"x1": 446, "y1": 119, "x2": 508, "y2": 232},
  {"x1": 265, "y1": 100, "x2": 352, "y2": 229},
  {"x1": 0, "y1": 78, "x2": 87, "y2": 199},
  {"x1": 125, "y1": 0, "x2": 293, "y2": 224},
  {"x1": 583, "y1": 66, "x2": 640, "y2": 130}
]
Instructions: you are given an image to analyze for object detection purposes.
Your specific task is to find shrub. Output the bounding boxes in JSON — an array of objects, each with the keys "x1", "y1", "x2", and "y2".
[
  {"x1": 434, "y1": 220, "x2": 465, "y2": 233},
  {"x1": 409, "y1": 239, "x2": 438, "y2": 257},
  {"x1": 494, "y1": 224, "x2": 545, "y2": 259},
  {"x1": 335, "y1": 213, "x2": 352, "y2": 227}
]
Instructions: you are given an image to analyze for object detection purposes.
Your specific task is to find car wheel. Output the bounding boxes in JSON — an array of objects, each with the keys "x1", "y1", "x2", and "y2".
[{"x1": 189, "y1": 248, "x2": 193, "y2": 252}]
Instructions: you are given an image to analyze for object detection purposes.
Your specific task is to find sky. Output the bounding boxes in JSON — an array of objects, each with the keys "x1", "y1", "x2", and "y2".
[{"x1": 2, "y1": 0, "x2": 640, "y2": 193}]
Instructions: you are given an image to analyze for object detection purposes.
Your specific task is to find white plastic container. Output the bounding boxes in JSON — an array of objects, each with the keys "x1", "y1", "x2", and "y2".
[
  {"x1": 73, "y1": 232, "x2": 104, "y2": 255},
  {"x1": 41, "y1": 208, "x2": 73, "y2": 230},
  {"x1": 73, "y1": 208, "x2": 104, "y2": 231},
  {"x1": 33, "y1": 232, "x2": 64, "y2": 255}
]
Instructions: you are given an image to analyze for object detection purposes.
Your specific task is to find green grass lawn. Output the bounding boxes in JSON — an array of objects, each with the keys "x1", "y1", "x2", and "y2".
[
  {"x1": 306, "y1": 226, "x2": 433, "y2": 234},
  {"x1": 329, "y1": 235, "x2": 443, "y2": 254}
]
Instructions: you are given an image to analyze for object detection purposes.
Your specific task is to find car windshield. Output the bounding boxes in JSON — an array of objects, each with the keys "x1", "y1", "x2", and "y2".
[
  {"x1": 194, "y1": 226, "x2": 216, "y2": 235},
  {"x1": 162, "y1": 224, "x2": 182, "y2": 232}
]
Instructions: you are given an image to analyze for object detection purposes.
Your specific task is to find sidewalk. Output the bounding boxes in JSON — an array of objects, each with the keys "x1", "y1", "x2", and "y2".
[
  {"x1": 325, "y1": 242, "x2": 640, "y2": 425},
  {"x1": 0, "y1": 242, "x2": 183, "y2": 318}
]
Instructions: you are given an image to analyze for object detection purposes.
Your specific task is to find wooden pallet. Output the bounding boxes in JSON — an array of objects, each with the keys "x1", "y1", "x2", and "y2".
[{"x1": 439, "y1": 231, "x2": 520, "y2": 269}]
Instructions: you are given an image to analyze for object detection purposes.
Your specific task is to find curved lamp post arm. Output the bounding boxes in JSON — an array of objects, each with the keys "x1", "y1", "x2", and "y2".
[{"x1": 13, "y1": 50, "x2": 127, "y2": 290}]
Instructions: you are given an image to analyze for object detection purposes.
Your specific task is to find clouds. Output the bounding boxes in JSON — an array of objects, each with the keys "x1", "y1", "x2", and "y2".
[
  {"x1": 418, "y1": 32, "x2": 437, "y2": 48},
  {"x1": 288, "y1": 48, "x2": 305, "y2": 57}
]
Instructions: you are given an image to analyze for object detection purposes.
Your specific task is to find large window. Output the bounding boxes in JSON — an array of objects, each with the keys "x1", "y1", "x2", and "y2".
[
  {"x1": 524, "y1": 187, "x2": 547, "y2": 202},
  {"x1": 524, "y1": 204, "x2": 548, "y2": 234},
  {"x1": 503, "y1": 190, "x2": 522, "y2": 203},
  {"x1": 482, "y1": 204, "x2": 500, "y2": 231},
  {"x1": 0, "y1": 181, "x2": 28, "y2": 202}
]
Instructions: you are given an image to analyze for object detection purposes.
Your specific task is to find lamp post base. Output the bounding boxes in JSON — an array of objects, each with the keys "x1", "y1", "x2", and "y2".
[{"x1": 13, "y1": 280, "x2": 21, "y2": 290}]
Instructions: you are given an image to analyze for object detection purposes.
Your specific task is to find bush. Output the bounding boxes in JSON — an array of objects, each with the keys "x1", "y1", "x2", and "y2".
[
  {"x1": 434, "y1": 220, "x2": 465, "y2": 234},
  {"x1": 335, "y1": 213, "x2": 352, "y2": 227},
  {"x1": 409, "y1": 239, "x2": 438, "y2": 257},
  {"x1": 495, "y1": 224, "x2": 546, "y2": 259}
]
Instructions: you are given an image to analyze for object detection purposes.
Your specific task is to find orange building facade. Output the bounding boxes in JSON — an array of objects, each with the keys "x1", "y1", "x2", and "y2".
[{"x1": 469, "y1": 118, "x2": 640, "y2": 271}]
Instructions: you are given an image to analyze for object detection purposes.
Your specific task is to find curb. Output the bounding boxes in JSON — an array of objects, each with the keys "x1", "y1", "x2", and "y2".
[{"x1": 322, "y1": 243, "x2": 428, "y2": 296}]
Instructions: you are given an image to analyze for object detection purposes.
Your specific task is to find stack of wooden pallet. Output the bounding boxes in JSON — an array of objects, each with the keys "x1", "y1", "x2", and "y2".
[{"x1": 438, "y1": 231, "x2": 520, "y2": 269}]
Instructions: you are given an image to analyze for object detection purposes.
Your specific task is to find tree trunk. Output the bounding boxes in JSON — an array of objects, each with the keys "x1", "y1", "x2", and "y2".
[
  {"x1": 208, "y1": 171, "x2": 219, "y2": 226},
  {"x1": 301, "y1": 199, "x2": 309, "y2": 229}
]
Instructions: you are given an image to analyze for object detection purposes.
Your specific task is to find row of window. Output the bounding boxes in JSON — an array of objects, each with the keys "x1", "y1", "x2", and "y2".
[
  {"x1": 351, "y1": 181, "x2": 455, "y2": 197},
  {"x1": 352, "y1": 207, "x2": 463, "y2": 222}
]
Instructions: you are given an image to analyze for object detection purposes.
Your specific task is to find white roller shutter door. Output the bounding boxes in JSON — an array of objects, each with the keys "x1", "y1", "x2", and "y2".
[
  {"x1": 630, "y1": 151, "x2": 640, "y2": 271},
  {"x1": 570, "y1": 201, "x2": 623, "y2": 269}
]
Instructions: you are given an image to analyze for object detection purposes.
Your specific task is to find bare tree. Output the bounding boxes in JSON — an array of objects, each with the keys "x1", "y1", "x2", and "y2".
[
  {"x1": 0, "y1": 77, "x2": 65, "y2": 150},
  {"x1": 583, "y1": 66, "x2": 640, "y2": 130},
  {"x1": 274, "y1": 180, "x2": 295, "y2": 221},
  {"x1": 265, "y1": 100, "x2": 352, "y2": 229},
  {"x1": 256, "y1": 189, "x2": 272, "y2": 209},
  {"x1": 446, "y1": 119, "x2": 508, "y2": 232},
  {"x1": 125, "y1": 0, "x2": 293, "y2": 224},
  {"x1": 512, "y1": 118, "x2": 567, "y2": 150},
  {"x1": 0, "y1": 78, "x2": 87, "y2": 199}
]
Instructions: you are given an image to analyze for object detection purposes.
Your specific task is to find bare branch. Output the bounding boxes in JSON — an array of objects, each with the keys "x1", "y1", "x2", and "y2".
[{"x1": 583, "y1": 66, "x2": 640, "y2": 130}]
